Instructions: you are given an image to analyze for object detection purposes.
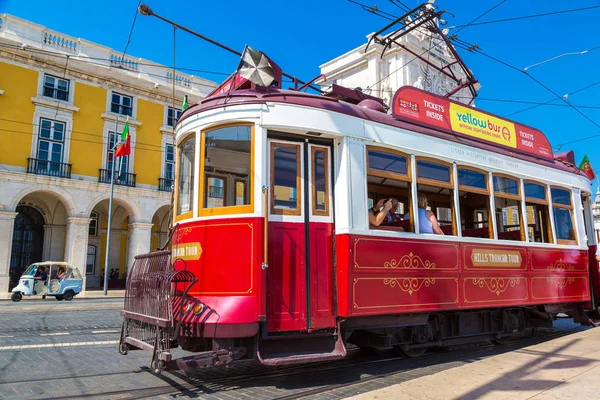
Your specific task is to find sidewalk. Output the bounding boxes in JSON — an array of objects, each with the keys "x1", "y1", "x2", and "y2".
[
  {"x1": 0, "y1": 289, "x2": 125, "y2": 301},
  {"x1": 345, "y1": 327, "x2": 600, "y2": 400}
]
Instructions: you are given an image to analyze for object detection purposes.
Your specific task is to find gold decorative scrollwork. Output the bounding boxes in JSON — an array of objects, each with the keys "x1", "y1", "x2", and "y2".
[
  {"x1": 383, "y1": 278, "x2": 436, "y2": 295},
  {"x1": 384, "y1": 252, "x2": 436, "y2": 269},
  {"x1": 472, "y1": 278, "x2": 520, "y2": 296},
  {"x1": 175, "y1": 227, "x2": 193, "y2": 241},
  {"x1": 547, "y1": 259, "x2": 575, "y2": 271},
  {"x1": 546, "y1": 277, "x2": 575, "y2": 290}
]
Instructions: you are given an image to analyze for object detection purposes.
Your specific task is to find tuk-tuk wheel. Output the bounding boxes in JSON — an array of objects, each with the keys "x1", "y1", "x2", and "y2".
[
  {"x1": 11, "y1": 292, "x2": 22, "y2": 302},
  {"x1": 56, "y1": 296, "x2": 64, "y2": 301},
  {"x1": 63, "y1": 291, "x2": 74, "y2": 301}
]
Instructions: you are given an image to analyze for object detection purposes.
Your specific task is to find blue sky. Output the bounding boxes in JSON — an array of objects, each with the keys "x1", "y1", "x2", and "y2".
[{"x1": 2, "y1": 0, "x2": 600, "y2": 193}]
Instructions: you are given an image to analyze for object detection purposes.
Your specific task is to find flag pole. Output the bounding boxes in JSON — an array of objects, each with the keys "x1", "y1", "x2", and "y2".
[{"x1": 103, "y1": 116, "x2": 118, "y2": 295}]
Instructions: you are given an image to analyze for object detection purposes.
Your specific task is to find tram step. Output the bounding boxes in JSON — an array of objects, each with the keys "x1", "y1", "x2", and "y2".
[{"x1": 257, "y1": 332, "x2": 347, "y2": 366}]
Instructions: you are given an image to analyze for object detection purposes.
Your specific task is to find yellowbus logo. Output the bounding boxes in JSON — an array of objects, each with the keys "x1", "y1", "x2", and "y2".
[{"x1": 449, "y1": 103, "x2": 516, "y2": 148}]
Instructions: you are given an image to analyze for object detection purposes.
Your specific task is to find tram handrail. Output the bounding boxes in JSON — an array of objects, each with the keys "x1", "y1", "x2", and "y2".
[{"x1": 262, "y1": 185, "x2": 269, "y2": 270}]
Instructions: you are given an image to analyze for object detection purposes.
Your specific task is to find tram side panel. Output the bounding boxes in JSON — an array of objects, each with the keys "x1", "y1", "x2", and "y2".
[
  {"x1": 172, "y1": 217, "x2": 264, "y2": 339},
  {"x1": 335, "y1": 234, "x2": 591, "y2": 318}
]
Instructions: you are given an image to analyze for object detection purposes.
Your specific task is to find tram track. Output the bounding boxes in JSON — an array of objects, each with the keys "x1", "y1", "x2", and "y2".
[{"x1": 14, "y1": 323, "x2": 589, "y2": 400}]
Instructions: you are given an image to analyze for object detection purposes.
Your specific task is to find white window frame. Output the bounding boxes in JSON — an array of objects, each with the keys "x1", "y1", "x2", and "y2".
[
  {"x1": 36, "y1": 71, "x2": 76, "y2": 104},
  {"x1": 110, "y1": 92, "x2": 134, "y2": 117},
  {"x1": 86, "y1": 244, "x2": 96, "y2": 275},
  {"x1": 106, "y1": 90, "x2": 137, "y2": 119},
  {"x1": 161, "y1": 134, "x2": 176, "y2": 181},
  {"x1": 36, "y1": 117, "x2": 66, "y2": 164},
  {"x1": 89, "y1": 211, "x2": 99, "y2": 236},
  {"x1": 166, "y1": 106, "x2": 182, "y2": 127},
  {"x1": 42, "y1": 73, "x2": 70, "y2": 101},
  {"x1": 29, "y1": 108, "x2": 73, "y2": 163},
  {"x1": 101, "y1": 121, "x2": 136, "y2": 174}
]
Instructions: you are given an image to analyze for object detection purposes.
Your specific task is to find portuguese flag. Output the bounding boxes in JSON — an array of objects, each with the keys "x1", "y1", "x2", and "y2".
[
  {"x1": 579, "y1": 154, "x2": 596, "y2": 180},
  {"x1": 114, "y1": 120, "x2": 130, "y2": 158}
]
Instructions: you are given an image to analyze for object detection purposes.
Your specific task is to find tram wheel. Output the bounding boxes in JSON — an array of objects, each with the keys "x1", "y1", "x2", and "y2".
[
  {"x1": 151, "y1": 359, "x2": 165, "y2": 373},
  {"x1": 394, "y1": 345, "x2": 427, "y2": 358},
  {"x1": 119, "y1": 342, "x2": 129, "y2": 355}
]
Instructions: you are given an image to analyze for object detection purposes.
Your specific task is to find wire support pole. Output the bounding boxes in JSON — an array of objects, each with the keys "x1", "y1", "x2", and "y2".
[{"x1": 103, "y1": 116, "x2": 118, "y2": 295}]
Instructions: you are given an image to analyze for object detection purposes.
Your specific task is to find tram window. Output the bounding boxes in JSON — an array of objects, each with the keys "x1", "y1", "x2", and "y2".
[
  {"x1": 200, "y1": 125, "x2": 253, "y2": 215},
  {"x1": 524, "y1": 181, "x2": 552, "y2": 243},
  {"x1": 551, "y1": 187, "x2": 577, "y2": 244},
  {"x1": 312, "y1": 147, "x2": 329, "y2": 216},
  {"x1": 271, "y1": 143, "x2": 301, "y2": 215},
  {"x1": 458, "y1": 167, "x2": 491, "y2": 239},
  {"x1": 493, "y1": 175, "x2": 523, "y2": 241},
  {"x1": 414, "y1": 159, "x2": 454, "y2": 235},
  {"x1": 367, "y1": 147, "x2": 412, "y2": 232},
  {"x1": 176, "y1": 135, "x2": 195, "y2": 218}
]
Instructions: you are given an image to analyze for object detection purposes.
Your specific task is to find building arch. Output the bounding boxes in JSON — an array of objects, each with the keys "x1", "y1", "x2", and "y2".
[
  {"x1": 9, "y1": 205, "x2": 45, "y2": 290},
  {"x1": 85, "y1": 193, "x2": 141, "y2": 223},
  {"x1": 9, "y1": 186, "x2": 77, "y2": 218}
]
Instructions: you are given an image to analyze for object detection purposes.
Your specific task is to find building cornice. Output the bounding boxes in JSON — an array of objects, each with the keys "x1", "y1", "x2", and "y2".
[
  {"x1": 31, "y1": 96, "x2": 79, "y2": 113},
  {"x1": 101, "y1": 113, "x2": 142, "y2": 127},
  {"x1": 159, "y1": 126, "x2": 176, "y2": 135}
]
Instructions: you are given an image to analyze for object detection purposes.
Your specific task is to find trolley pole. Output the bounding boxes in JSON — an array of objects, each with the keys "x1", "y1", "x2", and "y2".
[{"x1": 103, "y1": 117, "x2": 118, "y2": 295}]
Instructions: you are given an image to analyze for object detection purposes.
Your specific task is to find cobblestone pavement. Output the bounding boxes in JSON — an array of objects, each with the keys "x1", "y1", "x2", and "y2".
[{"x1": 0, "y1": 303, "x2": 589, "y2": 400}]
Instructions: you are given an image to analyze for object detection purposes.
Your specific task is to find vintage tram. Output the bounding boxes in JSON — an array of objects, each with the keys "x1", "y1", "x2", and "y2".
[{"x1": 119, "y1": 54, "x2": 599, "y2": 372}]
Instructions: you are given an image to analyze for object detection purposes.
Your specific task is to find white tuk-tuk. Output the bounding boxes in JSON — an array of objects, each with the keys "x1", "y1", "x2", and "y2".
[{"x1": 11, "y1": 262, "x2": 83, "y2": 302}]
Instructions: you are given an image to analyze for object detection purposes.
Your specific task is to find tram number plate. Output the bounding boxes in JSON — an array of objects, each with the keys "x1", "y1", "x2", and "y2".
[
  {"x1": 471, "y1": 249, "x2": 522, "y2": 267},
  {"x1": 172, "y1": 242, "x2": 202, "y2": 261}
]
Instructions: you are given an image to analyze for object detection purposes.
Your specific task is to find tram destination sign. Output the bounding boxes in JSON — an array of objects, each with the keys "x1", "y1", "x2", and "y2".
[{"x1": 391, "y1": 87, "x2": 553, "y2": 161}]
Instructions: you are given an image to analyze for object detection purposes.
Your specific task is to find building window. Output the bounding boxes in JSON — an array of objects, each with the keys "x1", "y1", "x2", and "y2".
[
  {"x1": 89, "y1": 211, "x2": 99, "y2": 236},
  {"x1": 86, "y1": 245, "x2": 96, "y2": 275},
  {"x1": 37, "y1": 118, "x2": 65, "y2": 173},
  {"x1": 43, "y1": 74, "x2": 69, "y2": 101},
  {"x1": 106, "y1": 131, "x2": 129, "y2": 173},
  {"x1": 110, "y1": 92, "x2": 133, "y2": 116},
  {"x1": 167, "y1": 107, "x2": 182, "y2": 127},
  {"x1": 165, "y1": 144, "x2": 175, "y2": 180}
]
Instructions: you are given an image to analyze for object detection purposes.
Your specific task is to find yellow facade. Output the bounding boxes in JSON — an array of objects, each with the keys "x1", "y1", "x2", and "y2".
[
  {"x1": 71, "y1": 82, "x2": 106, "y2": 176},
  {"x1": 135, "y1": 99, "x2": 164, "y2": 185},
  {"x1": 0, "y1": 60, "x2": 176, "y2": 186},
  {"x1": 0, "y1": 62, "x2": 38, "y2": 167}
]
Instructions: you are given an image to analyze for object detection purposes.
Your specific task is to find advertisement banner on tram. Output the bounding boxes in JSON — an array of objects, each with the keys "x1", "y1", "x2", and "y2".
[{"x1": 391, "y1": 87, "x2": 553, "y2": 160}]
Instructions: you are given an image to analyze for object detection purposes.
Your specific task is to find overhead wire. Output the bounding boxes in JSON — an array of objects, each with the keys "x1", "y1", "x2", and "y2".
[
  {"x1": 449, "y1": 5, "x2": 600, "y2": 28},
  {"x1": 121, "y1": 0, "x2": 143, "y2": 59}
]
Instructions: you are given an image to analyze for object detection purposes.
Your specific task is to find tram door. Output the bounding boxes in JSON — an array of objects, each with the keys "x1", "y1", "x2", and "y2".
[{"x1": 267, "y1": 138, "x2": 335, "y2": 332}]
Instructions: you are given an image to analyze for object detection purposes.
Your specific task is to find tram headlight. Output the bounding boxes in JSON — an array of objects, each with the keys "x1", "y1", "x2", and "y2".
[
  {"x1": 182, "y1": 303, "x2": 192, "y2": 315},
  {"x1": 192, "y1": 303, "x2": 205, "y2": 316}
]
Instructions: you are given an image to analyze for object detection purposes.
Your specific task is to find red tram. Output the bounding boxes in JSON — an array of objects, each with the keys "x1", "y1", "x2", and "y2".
[{"x1": 119, "y1": 53, "x2": 600, "y2": 372}]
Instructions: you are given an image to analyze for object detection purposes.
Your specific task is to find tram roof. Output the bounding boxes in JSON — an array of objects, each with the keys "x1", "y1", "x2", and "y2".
[{"x1": 178, "y1": 87, "x2": 586, "y2": 179}]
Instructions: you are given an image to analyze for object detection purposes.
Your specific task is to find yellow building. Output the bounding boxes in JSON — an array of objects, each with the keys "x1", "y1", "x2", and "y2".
[{"x1": 0, "y1": 14, "x2": 217, "y2": 292}]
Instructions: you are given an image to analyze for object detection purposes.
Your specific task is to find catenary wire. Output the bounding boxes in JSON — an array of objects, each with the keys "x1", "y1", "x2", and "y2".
[
  {"x1": 121, "y1": 0, "x2": 143, "y2": 59},
  {"x1": 450, "y1": 5, "x2": 600, "y2": 28}
]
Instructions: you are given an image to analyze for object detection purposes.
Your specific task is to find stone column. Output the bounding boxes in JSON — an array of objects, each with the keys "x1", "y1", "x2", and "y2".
[
  {"x1": 43, "y1": 224, "x2": 67, "y2": 261},
  {"x1": 127, "y1": 222, "x2": 153, "y2": 274},
  {"x1": 0, "y1": 211, "x2": 17, "y2": 293},
  {"x1": 64, "y1": 217, "x2": 91, "y2": 291}
]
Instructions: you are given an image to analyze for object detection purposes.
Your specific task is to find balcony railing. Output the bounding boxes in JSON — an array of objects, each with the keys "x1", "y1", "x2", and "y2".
[
  {"x1": 27, "y1": 158, "x2": 72, "y2": 179},
  {"x1": 158, "y1": 178, "x2": 173, "y2": 192},
  {"x1": 98, "y1": 169, "x2": 136, "y2": 187}
]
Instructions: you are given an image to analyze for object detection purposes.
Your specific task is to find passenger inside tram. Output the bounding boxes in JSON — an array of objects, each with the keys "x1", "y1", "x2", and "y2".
[
  {"x1": 403, "y1": 193, "x2": 445, "y2": 235},
  {"x1": 368, "y1": 197, "x2": 405, "y2": 231}
]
